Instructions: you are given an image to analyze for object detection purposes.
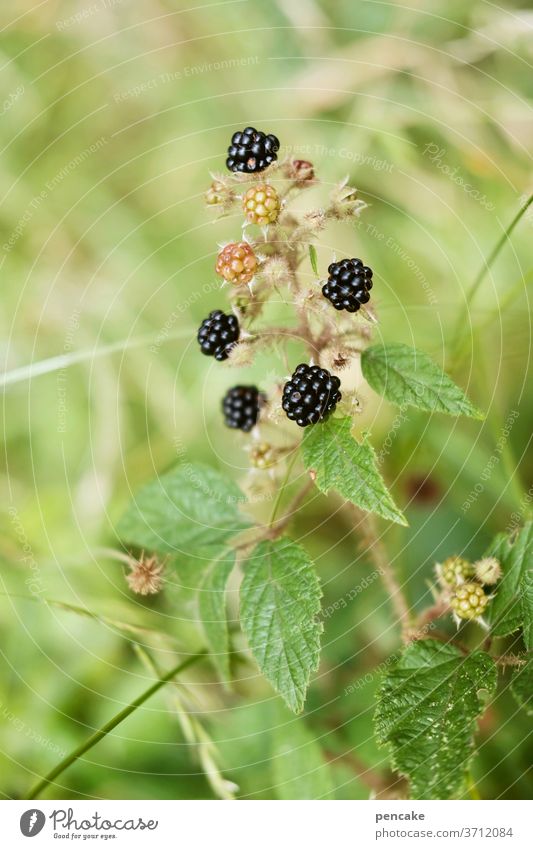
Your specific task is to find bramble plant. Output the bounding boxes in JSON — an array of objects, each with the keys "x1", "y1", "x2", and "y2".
[
  {"x1": 115, "y1": 128, "x2": 533, "y2": 798},
  {"x1": 28, "y1": 128, "x2": 533, "y2": 802}
]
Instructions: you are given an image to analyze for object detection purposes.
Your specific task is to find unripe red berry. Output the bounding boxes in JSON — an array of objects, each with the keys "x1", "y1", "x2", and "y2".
[{"x1": 216, "y1": 242, "x2": 258, "y2": 286}]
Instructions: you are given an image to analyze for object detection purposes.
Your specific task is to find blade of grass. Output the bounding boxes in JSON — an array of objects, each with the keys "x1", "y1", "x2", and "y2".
[
  {"x1": 133, "y1": 645, "x2": 238, "y2": 799},
  {"x1": 0, "y1": 591, "x2": 175, "y2": 644},
  {"x1": 27, "y1": 650, "x2": 207, "y2": 800},
  {"x1": 0, "y1": 327, "x2": 194, "y2": 389},
  {"x1": 451, "y1": 193, "x2": 533, "y2": 365}
]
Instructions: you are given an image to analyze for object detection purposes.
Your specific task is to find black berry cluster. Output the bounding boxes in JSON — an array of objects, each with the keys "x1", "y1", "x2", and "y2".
[
  {"x1": 222, "y1": 386, "x2": 264, "y2": 432},
  {"x1": 282, "y1": 364, "x2": 342, "y2": 427},
  {"x1": 197, "y1": 310, "x2": 240, "y2": 361},
  {"x1": 226, "y1": 127, "x2": 280, "y2": 174},
  {"x1": 322, "y1": 258, "x2": 373, "y2": 312},
  {"x1": 199, "y1": 130, "x2": 377, "y2": 434}
]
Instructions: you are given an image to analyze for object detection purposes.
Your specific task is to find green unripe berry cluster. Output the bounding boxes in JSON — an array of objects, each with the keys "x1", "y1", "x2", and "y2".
[
  {"x1": 437, "y1": 555, "x2": 475, "y2": 588},
  {"x1": 450, "y1": 582, "x2": 489, "y2": 621}
]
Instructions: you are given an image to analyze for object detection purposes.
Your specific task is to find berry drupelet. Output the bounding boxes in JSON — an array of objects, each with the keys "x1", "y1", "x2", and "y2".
[
  {"x1": 282, "y1": 363, "x2": 342, "y2": 427},
  {"x1": 197, "y1": 310, "x2": 240, "y2": 361},
  {"x1": 322, "y1": 258, "x2": 373, "y2": 313},
  {"x1": 222, "y1": 385, "x2": 264, "y2": 432},
  {"x1": 226, "y1": 127, "x2": 280, "y2": 173}
]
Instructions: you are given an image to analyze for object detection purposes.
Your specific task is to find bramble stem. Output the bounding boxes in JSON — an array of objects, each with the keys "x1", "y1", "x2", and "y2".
[
  {"x1": 352, "y1": 510, "x2": 413, "y2": 640},
  {"x1": 27, "y1": 651, "x2": 207, "y2": 799},
  {"x1": 268, "y1": 449, "x2": 300, "y2": 528},
  {"x1": 267, "y1": 479, "x2": 314, "y2": 539}
]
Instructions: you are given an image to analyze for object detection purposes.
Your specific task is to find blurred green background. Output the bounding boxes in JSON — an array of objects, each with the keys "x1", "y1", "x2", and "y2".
[{"x1": 1, "y1": 0, "x2": 532, "y2": 800}]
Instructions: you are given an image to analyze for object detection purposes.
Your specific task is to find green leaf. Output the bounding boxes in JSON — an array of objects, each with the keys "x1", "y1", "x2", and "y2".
[
  {"x1": 361, "y1": 343, "x2": 483, "y2": 419},
  {"x1": 272, "y1": 720, "x2": 334, "y2": 799},
  {"x1": 240, "y1": 539, "x2": 322, "y2": 714},
  {"x1": 198, "y1": 552, "x2": 235, "y2": 684},
  {"x1": 375, "y1": 639, "x2": 496, "y2": 799},
  {"x1": 486, "y1": 522, "x2": 533, "y2": 639},
  {"x1": 309, "y1": 244, "x2": 319, "y2": 275},
  {"x1": 521, "y1": 567, "x2": 533, "y2": 651},
  {"x1": 301, "y1": 416, "x2": 406, "y2": 525},
  {"x1": 117, "y1": 463, "x2": 251, "y2": 558},
  {"x1": 511, "y1": 659, "x2": 533, "y2": 716}
]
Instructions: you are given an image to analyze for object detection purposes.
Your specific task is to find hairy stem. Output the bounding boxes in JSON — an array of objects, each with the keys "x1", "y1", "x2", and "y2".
[
  {"x1": 493, "y1": 653, "x2": 527, "y2": 668},
  {"x1": 268, "y1": 449, "x2": 300, "y2": 528},
  {"x1": 416, "y1": 598, "x2": 450, "y2": 629},
  {"x1": 27, "y1": 651, "x2": 207, "y2": 800},
  {"x1": 353, "y1": 509, "x2": 413, "y2": 640},
  {"x1": 268, "y1": 479, "x2": 314, "y2": 539}
]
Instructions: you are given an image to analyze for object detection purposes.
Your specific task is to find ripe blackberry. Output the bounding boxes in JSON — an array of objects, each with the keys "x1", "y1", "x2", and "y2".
[
  {"x1": 226, "y1": 127, "x2": 280, "y2": 173},
  {"x1": 222, "y1": 385, "x2": 264, "y2": 432},
  {"x1": 450, "y1": 582, "x2": 488, "y2": 621},
  {"x1": 322, "y1": 258, "x2": 373, "y2": 312},
  {"x1": 197, "y1": 310, "x2": 239, "y2": 361},
  {"x1": 242, "y1": 183, "x2": 281, "y2": 226},
  {"x1": 282, "y1": 363, "x2": 342, "y2": 427},
  {"x1": 216, "y1": 241, "x2": 258, "y2": 286}
]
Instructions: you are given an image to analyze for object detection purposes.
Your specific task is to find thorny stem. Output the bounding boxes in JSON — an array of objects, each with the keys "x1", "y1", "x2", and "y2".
[
  {"x1": 493, "y1": 653, "x2": 528, "y2": 668},
  {"x1": 352, "y1": 509, "x2": 413, "y2": 641},
  {"x1": 267, "y1": 479, "x2": 314, "y2": 539},
  {"x1": 230, "y1": 474, "x2": 314, "y2": 556},
  {"x1": 27, "y1": 651, "x2": 207, "y2": 800},
  {"x1": 416, "y1": 598, "x2": 450, "y2": 629}
]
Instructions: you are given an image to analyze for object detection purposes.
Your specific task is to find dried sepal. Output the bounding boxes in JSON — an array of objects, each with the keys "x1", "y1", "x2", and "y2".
[
  {"x1": 224, "y1": 340, "x2": 255, "y2": 368},
  {"x1": 474, "y1": 557, "x2": 502, "y2": 586},
  {"x1": 328, "y1": 180, "x2": 367, "y2": 220},
  {"x1": 126, "y1": 552, "x2": 165, "y2": 596}
]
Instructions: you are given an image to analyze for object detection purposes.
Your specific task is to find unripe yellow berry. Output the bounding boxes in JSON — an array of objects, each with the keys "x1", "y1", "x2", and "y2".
[
  {"x1": 450, "y1": 582, "x2": 488, "y2": 620},
  {"x1": 437, "y1": 556, "x2": 475, "y2": 588},
  {"x1": 242, "y1": 183, "x2": 281, "y2": 226},
  {"x1": 250, "y1": 442, "x2": 276, "y2": 469}
]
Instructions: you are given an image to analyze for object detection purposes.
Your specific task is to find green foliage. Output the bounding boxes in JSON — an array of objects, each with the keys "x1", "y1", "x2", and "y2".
[
  {"x1": 361, "y1": 343, "x2": 483, "y2": 419},
  {"x1": 510, "y1": 659, "x2": 533, "y2": 716},
  {"x1": 240, "y1": 539, "x2": 322, "y2": 713},
  {"x1": 308, "y1": 244, "x2": 319, "y2": 275},
  {"x1": 375, "y1": 639, "x2": 496, "y2": 799},
  {"x1": 486, "y1": 522, "x2": 533, "y2": 642},
  {"x1": 302, "y1": 416, "x2": 406, "y2": 525},
  {"x1": 520, "y1": 565, "x2": 533, "y2": 652},
  {"x1": 2, "y1": 0, "x2": 532, "y2": 803},
  {"x1": 198, "y1": 552, "x2": 235, "y2": 684},
  {"x1": 117, "y1": 463, "x2": 251, "y2": 558},
  {"x1": 272, "y1": 720, "x2": 334, "y2": 799}
]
